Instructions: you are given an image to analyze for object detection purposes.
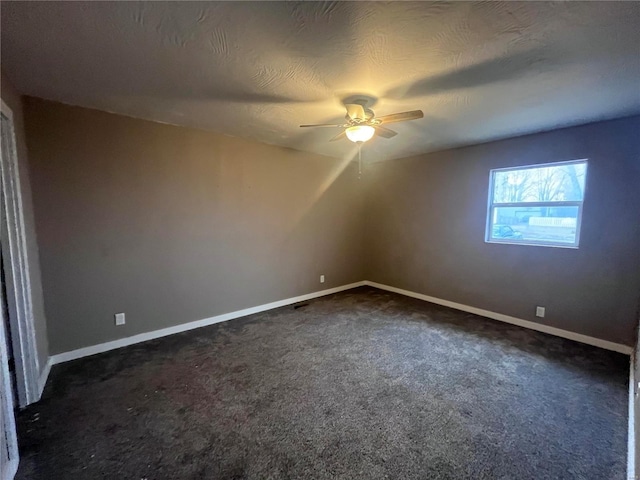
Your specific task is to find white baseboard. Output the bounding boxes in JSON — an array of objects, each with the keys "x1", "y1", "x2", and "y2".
[
  {"x1": 37, "y1": 356, "x2": 52, "y2": 400},
  {"x1": 40, "y1": 279, "x2": 636, "y2": 474},
  {"x1": 50, "y1": 281, "x2": 366, "y2": 366},
  {"x1": 44, "y1": 278, "x2": 630, "y2": 389},
  {"x1": 364, "y1": 281, "x2": 632, "y2": 355}
]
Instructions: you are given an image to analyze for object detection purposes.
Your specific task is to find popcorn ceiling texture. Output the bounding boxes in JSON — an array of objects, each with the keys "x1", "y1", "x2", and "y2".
[{"x1": 2, "y1": 1, "x2": 639, "y2": 162}]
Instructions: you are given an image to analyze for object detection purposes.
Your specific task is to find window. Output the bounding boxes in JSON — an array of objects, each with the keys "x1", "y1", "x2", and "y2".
[{"x1": 486, "y1": 160, "x2": 587, "y2": 247}]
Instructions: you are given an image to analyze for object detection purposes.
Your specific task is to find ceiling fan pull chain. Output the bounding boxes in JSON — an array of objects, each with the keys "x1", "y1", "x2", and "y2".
[{"x1": 358, "y1": 142, "x2": 362, "y2": 179}]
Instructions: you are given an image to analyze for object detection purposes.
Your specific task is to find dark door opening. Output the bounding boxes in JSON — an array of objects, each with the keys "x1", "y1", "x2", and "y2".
[{"x1": 0, "y1": 249, "x2": 18, "y2": 408}]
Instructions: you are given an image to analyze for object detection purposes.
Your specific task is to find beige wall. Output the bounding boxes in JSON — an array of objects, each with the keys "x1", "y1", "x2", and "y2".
[
  {"x1": 19, "y1": 95, "x2": 640, "y2": 354},
  {"x1": 24, "y1": 98, "x2": 365, "y2": 354},
  {"x1": 364, "y1": 116, "x2": 640, "y2": 345},
  {"x1": 0, "y1": 75, "x2": 49, "y2": 370}
]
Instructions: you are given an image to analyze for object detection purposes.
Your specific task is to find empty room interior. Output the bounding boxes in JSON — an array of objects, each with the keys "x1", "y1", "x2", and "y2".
[{"x1": 1, "y1": 2, "x2": 640, "y2": 479}]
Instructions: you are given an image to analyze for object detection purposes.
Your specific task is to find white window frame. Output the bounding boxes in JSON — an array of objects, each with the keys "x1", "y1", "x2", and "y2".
[
  {"x1": 486, "y1": 159, "x2": 588, "y2": 248},
  {"x1": 0, "y1": 99, "x2": 41, "y2": 407}
]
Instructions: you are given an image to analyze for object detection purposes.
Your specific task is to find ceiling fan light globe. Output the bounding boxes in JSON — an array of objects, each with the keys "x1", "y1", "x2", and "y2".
[{"x1": 345, "y1": 125, "x2": 375, "y2": 143}]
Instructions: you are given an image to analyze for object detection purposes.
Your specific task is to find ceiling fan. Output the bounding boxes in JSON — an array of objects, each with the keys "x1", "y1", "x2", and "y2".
[{"x1": 300, "y1": 102, "x2": 424, "y2": 143}]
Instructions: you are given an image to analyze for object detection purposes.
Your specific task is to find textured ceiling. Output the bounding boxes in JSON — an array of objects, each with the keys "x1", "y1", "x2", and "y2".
[{"x1": 2, "y1": 1, "x2": 639, "y2": 162}]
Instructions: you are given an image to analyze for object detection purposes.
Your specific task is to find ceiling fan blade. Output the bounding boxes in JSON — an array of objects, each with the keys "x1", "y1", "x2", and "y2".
[
  {"x1": 345, "y1": 103, "x2": 366, "y2": 122},
  {"x1": 375, "y1": 126, "x2": 398, "y2": 139},
  {"x1": 329, "y1": 131, "x2": 346, "y2": 142},
  {"x1": 384, "y1": 47, "x2": 546, "y2": 100},
  {"x1": 377, "y1": 110, "x2": 424, "y2": 124},
  {"x1": 300, "y1": 123, "x2": 344, "y2": 128}
]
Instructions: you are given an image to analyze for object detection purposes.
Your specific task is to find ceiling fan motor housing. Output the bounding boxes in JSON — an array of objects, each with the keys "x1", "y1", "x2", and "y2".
[
  {"x1": 299, "y1": 99, "x2": 423, "y2": 143},
  {"x1": 345, "y1": 104, "x2": 376, "y2": 125}
]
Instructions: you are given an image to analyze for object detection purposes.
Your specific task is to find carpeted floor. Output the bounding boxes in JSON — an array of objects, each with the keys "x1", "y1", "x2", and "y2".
[{"x1": 16, "y1": 286, "x2": 629, "y2": 479}]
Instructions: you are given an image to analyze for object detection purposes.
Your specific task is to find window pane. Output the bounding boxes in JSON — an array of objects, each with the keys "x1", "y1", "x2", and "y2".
[
  {"x1": 489, "y1": 206, "x2": 580, "y2": 245},
  {"x1": 492, "y1": 162, "x2": 586, "y2": 203}
]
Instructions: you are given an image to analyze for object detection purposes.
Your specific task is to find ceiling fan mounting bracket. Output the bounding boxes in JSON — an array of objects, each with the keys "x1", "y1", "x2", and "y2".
[{"x1": 341, "y1": 94, "x2": 378, "y2": 110}]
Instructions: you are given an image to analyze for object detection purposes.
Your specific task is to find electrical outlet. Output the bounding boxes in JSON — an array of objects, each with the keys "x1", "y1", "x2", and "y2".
[
  {"x1": 320, "y1": 275, "x2": 325, "y2": 283},
  {"x1": 535, "y1": 306, "x2": 545, "y2": 318},
  {"x1": 115, "y1": 313, "x2": 126, "y2": 326}
]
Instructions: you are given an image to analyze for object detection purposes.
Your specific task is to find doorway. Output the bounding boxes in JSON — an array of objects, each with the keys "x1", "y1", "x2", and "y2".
[
  {"x1": 0, "y1": 100, "x2": 41, "y2": 407},
  {"x1": 1, "y1": 251, "x2": 18, "y2": 408},
  {"x1": 0, "y1": 245, "x2": 18, "y2": 480}
]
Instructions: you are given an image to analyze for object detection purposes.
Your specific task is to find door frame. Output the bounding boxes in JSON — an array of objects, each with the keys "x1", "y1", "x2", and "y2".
[
  {"x1": 0, "y1": 268, "x2": 19, "y2": 480},
  {"x1": 0, "y1": 99, "x2": 40, "y2": 407}
]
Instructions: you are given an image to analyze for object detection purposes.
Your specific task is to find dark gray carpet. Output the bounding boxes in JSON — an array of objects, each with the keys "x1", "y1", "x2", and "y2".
[{"x1": 16, "y1": 287, "x2": 629, "y2": 479}]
